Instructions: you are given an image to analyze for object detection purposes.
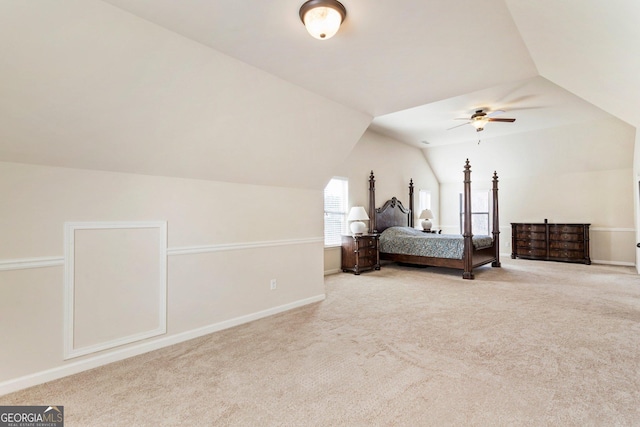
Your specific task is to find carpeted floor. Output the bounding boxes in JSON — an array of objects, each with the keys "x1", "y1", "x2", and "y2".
[{"x1": 2, "y1": 259, "x2": 640, "y2": 426}]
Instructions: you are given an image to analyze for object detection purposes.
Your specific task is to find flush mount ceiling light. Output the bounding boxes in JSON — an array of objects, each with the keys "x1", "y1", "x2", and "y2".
[{"x1": 299, "y1": 0, "x2": 347, "y2": 40}]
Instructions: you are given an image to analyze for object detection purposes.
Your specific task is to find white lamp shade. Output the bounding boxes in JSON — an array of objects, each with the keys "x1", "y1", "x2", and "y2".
[
  {"x1": 419, "y1": 209, "x2": 433, "y2": 220},
  {"x1": 347, "y1": 206, "x2": 369, "y2": 235},
  {"x1": 347, "y1": 206, "x2": 370, "y2": 221}
]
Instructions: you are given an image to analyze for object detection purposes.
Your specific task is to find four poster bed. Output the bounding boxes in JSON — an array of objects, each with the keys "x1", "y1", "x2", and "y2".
[{"x1": 368, "y1": 159, "x2": 500, "y2": 280}]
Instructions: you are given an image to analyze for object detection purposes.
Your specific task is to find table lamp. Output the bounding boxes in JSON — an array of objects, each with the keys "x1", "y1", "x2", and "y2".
[{"x1": 347, "y1": 206, "x2": 369, "y2": 235}]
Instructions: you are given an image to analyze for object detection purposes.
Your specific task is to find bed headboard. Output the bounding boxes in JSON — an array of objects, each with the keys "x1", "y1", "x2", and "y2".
[
  {"x1": 368, "y1": 170, "x2": 414, "y2": 233},
  {"x1": 375, "y1": 197, "x2": 411, "y2": 233}
]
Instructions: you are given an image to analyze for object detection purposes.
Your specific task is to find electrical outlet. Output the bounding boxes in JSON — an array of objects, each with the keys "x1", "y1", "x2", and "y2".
[{"x1": 270, "y1": 279, "x2": 277, "y2": 290}]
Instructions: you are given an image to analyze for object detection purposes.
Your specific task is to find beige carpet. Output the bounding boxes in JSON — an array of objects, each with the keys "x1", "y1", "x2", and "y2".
[{"x1": 2, "y1": 259, "x2": 640, "y2": 426}]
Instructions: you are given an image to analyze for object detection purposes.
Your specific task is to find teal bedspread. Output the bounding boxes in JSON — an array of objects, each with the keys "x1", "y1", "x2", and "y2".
[{"x1": 379, "y1": 226, "x2": 493, "y2": 260}]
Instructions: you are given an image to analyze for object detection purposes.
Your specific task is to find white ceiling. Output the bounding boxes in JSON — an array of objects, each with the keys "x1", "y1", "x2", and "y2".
[
  {"x1": 100, "y1": 0, "x2": 640, "y2": 145},
  {"x1": 0, "y1": 0, "x2": 637, "y2": 188},
  {"x1": 370, "y1": 76, "x2": 617, "y2": 146},
  {"x1": 101, "y1": 0, "x2": 537, "y2": 117}
]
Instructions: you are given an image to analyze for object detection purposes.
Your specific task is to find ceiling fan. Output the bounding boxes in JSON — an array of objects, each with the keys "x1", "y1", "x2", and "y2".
[{"x1": 449, "y1": 109, "x2": 516, "y2": 132}]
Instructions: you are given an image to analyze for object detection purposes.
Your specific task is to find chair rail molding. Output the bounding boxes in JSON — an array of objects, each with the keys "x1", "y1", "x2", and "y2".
[
  {"x1": 0, "y1": 237, "x2": 324, "y2": 272},
  {"x1": 0, "y1": 256, "x2": 65, "y2": 271}
]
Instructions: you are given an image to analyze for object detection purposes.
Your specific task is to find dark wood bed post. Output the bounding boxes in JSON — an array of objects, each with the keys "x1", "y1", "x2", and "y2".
[
  {"x1": 408, "y1": 179, "x2": 414, "y2": 228},
  {"x1": 462, "y1": 159, "x2": 474, "y2": 279},
  {"x1": 492, "y1": 171, "x2": 501, "y2": 267},
  {"x1": 368, "y1": 171, "x2": 376, "y2": 233}
]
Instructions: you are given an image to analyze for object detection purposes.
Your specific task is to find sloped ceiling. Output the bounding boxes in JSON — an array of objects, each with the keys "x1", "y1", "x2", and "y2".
[
  {"x1": 100, "y1": 0, "x2": 538, "y2": 117},
  {"x1": 0, "y1": 0, "x2": 638, "y2": 187},
  {"x1": 507, "y1": 0, "x2": 640, "y2": 128},
  {"x1": 0, "y1": 1, "x2": 371, "y2": 190},
  {"x1": 98, "y1": 0, "x2": 639, "y2": 135}
]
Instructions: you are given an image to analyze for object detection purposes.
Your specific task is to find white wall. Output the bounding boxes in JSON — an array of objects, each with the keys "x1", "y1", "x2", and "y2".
[
  {"x1": 426, "y1": 117, "x2": 636, "y2": 265},
  {"x1": 0, "y1": 1, "x2": 375, "y2": 394},
  {"x1": 336, "y1": 131, "x2": 439, "y2": 222},
  {"x1": 0, "y1": 162, "x2": 326, "y2": 393}
]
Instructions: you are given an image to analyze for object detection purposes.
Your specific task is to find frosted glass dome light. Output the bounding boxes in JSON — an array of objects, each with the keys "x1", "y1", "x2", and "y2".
[{"x1": 299, "y1": 0, "x2": 346, "y2": 40}]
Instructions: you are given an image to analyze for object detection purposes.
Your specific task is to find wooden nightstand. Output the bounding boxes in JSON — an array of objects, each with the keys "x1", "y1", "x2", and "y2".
[
  {"x1": 421, "y1": 229, "x2": 442, "y2": 234},
  {"x1": 341, "y1": 234, "x2": 380, "y2": 275}
]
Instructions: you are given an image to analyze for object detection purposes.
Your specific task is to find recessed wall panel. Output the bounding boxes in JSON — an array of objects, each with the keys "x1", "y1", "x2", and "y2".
[{"x1": 64, "y1": 222, "x2": 167, "y2": 359}]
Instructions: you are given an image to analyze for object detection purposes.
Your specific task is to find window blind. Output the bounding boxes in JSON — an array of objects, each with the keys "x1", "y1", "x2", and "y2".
[{"x1": 324, "y1": 177, "x2": 348, "y2": 246}]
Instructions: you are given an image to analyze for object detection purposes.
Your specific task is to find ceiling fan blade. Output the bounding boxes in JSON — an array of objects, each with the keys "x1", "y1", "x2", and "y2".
[
  {"x1": 504, "y1": 106, "x2": 543, "y2": 112},
  {"x1": 447, "y1": 122, "x2": 470, "y2": 130},
  {"x1": 488, "y1": 118, "x2": 516, "y2": 123}
]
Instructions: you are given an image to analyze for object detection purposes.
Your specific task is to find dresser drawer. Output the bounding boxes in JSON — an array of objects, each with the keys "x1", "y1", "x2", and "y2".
[
  {"x1": 549, "y1": 233, "x2": 583, "y2": 242},
  {"x1": 516, "y1": 248, "x2": 547, "y2": 257},
  {"x1": 514, "y1": 232, "x2": 546, "y2": 241},
  {"x1": 515, "y1": 224, "x2": 546, "y2": 233},
  {"x1": 360, "y1": 247, "x2": 378, "y2": 257},
  {"x1": 548, "y1": 225, "x2": 584, "y2": 234},
  {"x1": 357, "y1": 255, "x2": 375, "y2": 268},
  {"x1": 357, "y1": 237, "x2": 378, "y2": 249},
  {"x1": 515, "y1": 239, "x2": 547, "y2": 249},
  {"x1": 549, "y1": 240, "x2": 584, "y2": 250},
  {"x1": 549, "y1": 249, "x2": 585, "y2": 260}
]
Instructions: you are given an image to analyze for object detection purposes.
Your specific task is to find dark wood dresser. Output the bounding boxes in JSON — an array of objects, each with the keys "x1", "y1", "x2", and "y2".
[
  {"x1": 341, "y1": 234, "x2": 380, "y2": 275},
  {"x1": 511, "y1": 220, "x2": 590, "y2": 264}
]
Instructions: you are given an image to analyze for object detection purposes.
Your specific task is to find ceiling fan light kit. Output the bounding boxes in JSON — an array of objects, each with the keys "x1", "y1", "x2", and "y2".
[
  {"x1": 471, "y1": 110, "x2": 490, "y2": 132},
  {"x1": 299, "y1": 0, "x2": 347, "y2": 40},
  {"x1": 452, "y1": 109, "x2": 516, "y2": 133},
  {"x1": 471, "y1": 117, "x2": 489, "y2": 132}
]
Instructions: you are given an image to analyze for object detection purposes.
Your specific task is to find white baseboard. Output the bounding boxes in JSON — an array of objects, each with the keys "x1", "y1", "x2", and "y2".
[
  {"x1": 591, "y1": 259, "x2": 635, "y2": 267},
  {"x1": 0, "y1": 293, "x2": 325, "y2": 397},
  {"x1": 324, "y1": 268, "x2": 341, "y2": 276},
  {"x1": 500, "y1": 253, "x2": 635, "y2": 267}
]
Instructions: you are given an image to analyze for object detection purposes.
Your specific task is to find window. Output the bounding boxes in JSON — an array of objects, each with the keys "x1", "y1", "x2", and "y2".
[
  {"x1": 418, "y1": 189, "x2": 431, "y2": 213},
  {"x1": 323, "y1": 177, "x2": 348, "y2": 246},
  {"x1": 460, "y1": 191, "x2": 490, "y2": 235}
]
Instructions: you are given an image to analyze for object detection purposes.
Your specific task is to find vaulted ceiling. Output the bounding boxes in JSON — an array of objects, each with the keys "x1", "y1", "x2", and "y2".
[
  {"x1": 0, "y1": 0, "x2": 638, "y2": 187},
  {"x1": 101, "y1": 0, "x2": 536, "y2": 117},
  {"x1": 100, "y1": 0, "x2": 640, "y2": 143}
]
